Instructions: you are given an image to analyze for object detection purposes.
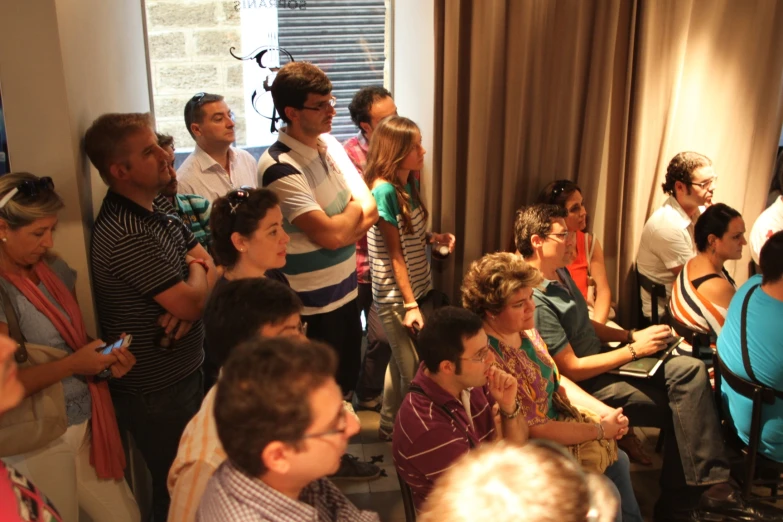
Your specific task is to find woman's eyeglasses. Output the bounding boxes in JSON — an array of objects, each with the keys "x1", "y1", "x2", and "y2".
[
  {"x1": 0, "y1": 177, "x2": 56, "y2": 209},
  {"x1": 226, "y1": 186, "x2": 254, "y2": 214}
]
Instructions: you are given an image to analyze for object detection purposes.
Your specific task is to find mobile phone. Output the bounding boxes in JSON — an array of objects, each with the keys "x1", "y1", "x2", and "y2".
[{"x1": 97, "y1": 335, "x2": 132, "y2": 355}]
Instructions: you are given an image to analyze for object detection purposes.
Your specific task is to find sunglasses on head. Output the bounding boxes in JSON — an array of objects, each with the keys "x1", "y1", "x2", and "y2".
[
  {"x1": 0, "y1": 177, "x2": 55, "y2": 209},
  {"x1": 548, "y1": 180, "x2": 574, "y2": 204},
  {"x1": 227, "y1": 186, "x2": 254, "y2": 214}
]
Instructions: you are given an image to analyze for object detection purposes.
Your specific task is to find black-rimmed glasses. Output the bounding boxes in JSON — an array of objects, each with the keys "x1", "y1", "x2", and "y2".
[
  {"x1": 546, "y1": 231, "x2": 571, "y2": 242},
  {"x1": 301, "y1": 96, "x2": 337, "y2": 112},
  {"x1": 688, "y1": 176, "x2": 718, "y2": 190},
  {"x1": 0, "y1": 177, "x2": 55, "y2": 209},
  {"x1": 186, "y1": 92, "x2": 208, "y2": 126}
]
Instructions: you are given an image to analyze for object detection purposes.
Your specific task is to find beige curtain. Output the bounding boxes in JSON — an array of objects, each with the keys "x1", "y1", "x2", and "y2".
[{"x1": 431, "y1": 0, "x2": 783, "y2": 325}]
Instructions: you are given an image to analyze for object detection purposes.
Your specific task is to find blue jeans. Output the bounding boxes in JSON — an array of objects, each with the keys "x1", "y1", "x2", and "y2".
[
  {"x1": 603, "y1": 450, "x2": 643, "y2": 522},
  {"x1": 111, "y1": 369, "x2": 203, "y2": 522}
]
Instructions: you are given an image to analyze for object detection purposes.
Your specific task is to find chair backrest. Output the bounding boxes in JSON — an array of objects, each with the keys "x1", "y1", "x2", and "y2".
[
  {"x1": 635, "y1": 265, "x2": 667, "y2": 326},
  {"x1": 397, "y1": 473, "x2": 417, "y2": 522},
  {"x1": 669, "y1": 315, "x2": 711, "y2": 358}
]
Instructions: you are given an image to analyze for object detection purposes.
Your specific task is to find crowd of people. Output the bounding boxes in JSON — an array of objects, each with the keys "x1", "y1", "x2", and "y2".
[{"x1": 0, "y1": 59, "x2": 782, "y2": 522}]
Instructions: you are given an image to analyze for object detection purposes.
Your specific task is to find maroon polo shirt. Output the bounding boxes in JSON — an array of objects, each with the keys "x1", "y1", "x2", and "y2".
[{"x1": 392, "y1": 363, "x2": 497, "y2": 510}]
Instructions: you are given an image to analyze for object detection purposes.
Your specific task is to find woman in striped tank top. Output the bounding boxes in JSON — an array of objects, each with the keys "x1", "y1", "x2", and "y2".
[{"x1": 365, "y1": 116, "x2": 455, "y2": 440}]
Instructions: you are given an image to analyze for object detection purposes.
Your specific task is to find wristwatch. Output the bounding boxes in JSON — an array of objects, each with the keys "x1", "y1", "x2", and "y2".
[{"x1": 499, "y1": 399, "x2": 521, "y2": 419}]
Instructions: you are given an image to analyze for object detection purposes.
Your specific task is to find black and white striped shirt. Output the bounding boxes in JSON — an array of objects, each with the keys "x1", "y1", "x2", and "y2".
[{"x1": 90, "y1": 191, "x2": 204, "y2": 394}]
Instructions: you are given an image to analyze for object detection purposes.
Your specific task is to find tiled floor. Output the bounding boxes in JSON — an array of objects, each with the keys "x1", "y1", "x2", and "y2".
[{"x1": 335, "y1": 410, "x2": 667, "y2": 522}]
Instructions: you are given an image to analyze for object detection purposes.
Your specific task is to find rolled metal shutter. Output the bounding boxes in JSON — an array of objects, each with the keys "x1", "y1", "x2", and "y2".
[{"x1": 277, "y1": 0, "x2": 387, "y2": 142}]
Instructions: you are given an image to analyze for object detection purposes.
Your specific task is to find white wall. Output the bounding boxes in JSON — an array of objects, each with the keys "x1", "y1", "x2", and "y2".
[
  {"x1": 0, "y1": 0, "x2": 151, "y2": 334},
  {"x1": 393, "y1": 0, "x2": 435, "y2": 210}
]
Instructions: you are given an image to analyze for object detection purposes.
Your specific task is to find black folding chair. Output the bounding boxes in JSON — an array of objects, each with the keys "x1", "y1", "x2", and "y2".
[
  {"x1": 669, "y1": 315, "x2": 712, "y2": 360},
  {"x1": 635, "y1": 266, "x2": 668, "y2": 327},
  {"x1": 397, "y1": 473, "x2": 417, "y2": 522},
  {"x1": 713, "y1": 352, "x2": 783, "y2": 500}
]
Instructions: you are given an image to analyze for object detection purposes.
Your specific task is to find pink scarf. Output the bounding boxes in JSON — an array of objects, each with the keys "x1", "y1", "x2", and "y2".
[{"x1": 2, "y1": 262, "x2": 125, "y2": 480}]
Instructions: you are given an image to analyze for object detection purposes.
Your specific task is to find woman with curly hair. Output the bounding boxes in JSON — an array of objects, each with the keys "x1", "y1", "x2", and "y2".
[{"x1": 461, "y1": 252, "x2": 641, "y2": 522}]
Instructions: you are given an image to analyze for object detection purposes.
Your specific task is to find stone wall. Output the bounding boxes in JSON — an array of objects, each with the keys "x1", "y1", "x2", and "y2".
[{"x1": 146, "y1": 0, "x2": 246, "y2": 150}]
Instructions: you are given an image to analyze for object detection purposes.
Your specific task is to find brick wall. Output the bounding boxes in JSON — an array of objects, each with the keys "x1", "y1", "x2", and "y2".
[{"x1": 146, "y1": 0, "x2": 246, "y2": 150}]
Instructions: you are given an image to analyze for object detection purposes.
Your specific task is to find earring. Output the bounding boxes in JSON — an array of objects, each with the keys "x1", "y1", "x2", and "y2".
[
  {"x1": 1, "y1": 238, "x2": 6, "y2": 243},
  {"x1": 239, "y1": 248, "x2": 245, "y2": 252}
]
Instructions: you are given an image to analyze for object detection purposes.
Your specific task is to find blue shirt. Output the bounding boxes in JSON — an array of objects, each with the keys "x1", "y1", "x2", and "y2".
[{"x1": 718, "y1": 274, "x2": 783, "y2": 462}]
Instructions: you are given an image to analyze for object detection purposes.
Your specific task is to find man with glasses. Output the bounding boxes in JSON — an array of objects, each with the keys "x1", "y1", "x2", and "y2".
[
  {"x1": 393, "y1": 306, "x2": 527, "y2": 510},
  {"x1": 177, "y1": 92, "x2": 257, "y2": 203},
  {"x1": 85, "y1": 112, "x2": 218, "y2": 522},
  {"x1": 169, "y1": 277, "x2": 309, "y2": 522},
  {"x1": 258, "y1": 64, "x2": 377, "y2": 414},
  {"x1": 196, "y1": 335, "x2": 380, "y2": 522},
  {"x1": 517, "y1": 203, "x2": 781, "y2": 521},
  {"x1": 637, "y1": 151, "x2": 717, "y2": 321}
]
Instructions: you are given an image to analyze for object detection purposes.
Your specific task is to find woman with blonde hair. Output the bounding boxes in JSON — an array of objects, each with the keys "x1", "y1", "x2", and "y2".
[
  {"x1": 364, "y1": 116, "x2": 454, "y2": 439},
  {"x1": 0, "y1": 173, "x2": 139, "y2": 522},
  {"x1": 462, "y1": 252, "x2": 641, "y2": 522}
]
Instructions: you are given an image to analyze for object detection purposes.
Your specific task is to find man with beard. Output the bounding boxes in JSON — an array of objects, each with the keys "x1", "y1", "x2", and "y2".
[
  {"x1": 637, "y1": 152, "x2": 717, "y2": 321},
  {"x1": 157, "y1": 133, "x2": 212, "y2": 251}
]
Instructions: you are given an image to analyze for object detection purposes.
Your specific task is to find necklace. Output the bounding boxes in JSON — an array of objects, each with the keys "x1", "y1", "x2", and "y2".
[{"x1": 483, "y1": 322, "x2": 521, "y2": 353}]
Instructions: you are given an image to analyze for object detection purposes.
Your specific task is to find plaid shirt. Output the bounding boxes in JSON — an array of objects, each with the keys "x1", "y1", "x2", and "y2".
[
  {"x1": 196, "y1": 461, "x2": 380, "y2": 522},
  {"x1": 172, "y1": 193, "x2": 212, "y2": 252},
  {"x1": 343, "y1": 133, "x2": 371, "y2": 284}
]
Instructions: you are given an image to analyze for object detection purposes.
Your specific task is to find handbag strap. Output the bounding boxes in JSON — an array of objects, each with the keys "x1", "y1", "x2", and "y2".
[
  {"x1": 409, "y1": 383, "x2": 476, "y2": 448},
  {"x1": 740, "y1": 284, "x2": 759, "y2": 383},
  {"x1": 0, "y1": 281, "x2": 28, "y2": 364}
]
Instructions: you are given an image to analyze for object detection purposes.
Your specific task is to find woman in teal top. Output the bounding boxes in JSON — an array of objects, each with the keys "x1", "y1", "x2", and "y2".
[
  {"x1": 462, "y1": 252, "x2": 642, "y2": 522},
  {"x1": 364, "y1": 116, "x2": 454, "y2": 439}
]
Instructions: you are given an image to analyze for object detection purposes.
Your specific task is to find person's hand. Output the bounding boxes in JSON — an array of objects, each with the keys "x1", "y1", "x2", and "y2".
[
  {"x1": 67, "y1": 340, "x2": 118, "y2": 376},
  {"x1": 185, "y1": 254, "x2": 196, "y2": 264},
  {"x1": 600, "y1": 407, "x2": 629, "y2": 440},
  {"x1": 158, "y1": 313, "x2": 194, "y2": 340},
  {"x1": 431, "y1": 232, "x2": 456, "y2": 253},
  {"x1": 110, "y1": 346, "x2": 136, "y2": 379},
  {"x1": 486, "y1": 365, "x2": 518, "y2": 413},
  {"x1": 403, "y1": 307, "x2": 424, "y2": 332},
  {"x1": 631, "y1": 324, "x2": 671, "y2": 357}
]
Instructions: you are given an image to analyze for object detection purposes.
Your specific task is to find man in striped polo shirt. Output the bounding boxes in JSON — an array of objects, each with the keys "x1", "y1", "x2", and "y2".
[
  {"x1": 259, "y1": 62, "x2": 378, "y2": 400},
  {"x1": 393, "y1": 307, "x2": 528, "y2": 510},
  {"x1": 86, "y1": 113, "x2": 218, "y2": 522}
]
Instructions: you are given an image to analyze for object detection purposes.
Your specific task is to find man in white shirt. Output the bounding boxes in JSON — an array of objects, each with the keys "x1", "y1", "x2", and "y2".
[
  {"x1": 636, "y1": 151, "x2": 716, "y2": 320},
  {"x1": 749, "y1": 168, "x2": 783, "y2": 264},
  {"x1": 177, "y1": 93, "x2": 257, "y2": 202}
]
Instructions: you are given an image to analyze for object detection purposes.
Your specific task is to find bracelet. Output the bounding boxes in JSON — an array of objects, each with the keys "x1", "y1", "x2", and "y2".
[
  {"x1": 626, "y1": 328, "x2": 636, "y2": 344},
  {"x1": 627, "y1": 343, "x2": 638, "y2": 361},
  {"x1": 595, "y1": 422, "x2": 605, "y2": 441},
  {"x1": 499, "y1": 399, "x2": 521, "y2": 419},
  {"x1": 188, "y1": 259, "x2": 209, "y2": 272},
  {"x1": 403, "y1": 302, "x2": 419, "y2": 310}
]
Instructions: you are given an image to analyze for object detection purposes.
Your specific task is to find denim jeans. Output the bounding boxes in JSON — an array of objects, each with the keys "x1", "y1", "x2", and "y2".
[
  {"x1": 582, "y1": 355, "x2": 730, "y2": 492},
  {"x1": 603, "y1": 450, "x2": 643, "y2": 522},
  {"x1": 378, "y1": 302, "x2": 421, "y2": 431},
  {"x1": 111, "y1": 369, "x2": 204, "y2": 522},
  {"x1": 356, "y1": 283, "x2": 392, "y2": 401}
]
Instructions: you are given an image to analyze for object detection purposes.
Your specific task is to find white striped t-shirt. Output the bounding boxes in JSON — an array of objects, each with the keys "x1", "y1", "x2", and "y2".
[
  {"x1": 367, "y1": 180, "x2": 432, "y2": 305},
  {"x1": 258, "y1": 130, "x2": 358, "y2": 315}
]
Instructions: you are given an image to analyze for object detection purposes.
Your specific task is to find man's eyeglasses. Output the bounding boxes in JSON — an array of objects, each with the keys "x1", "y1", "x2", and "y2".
[
  {"x1": 301, "y1": 406, "x2": 348, "y2": 440},
  {"x1": 460, "y1": 342, "x2": 492, "y2": 364},
  {"x1": 226, "y1": 186, "x2": 254, "y2": 214},
  {"x1": 187, "y1": 92, "x2": 208, "y2": 127},
  {"x1": 0, "y1": 177, "x2": 56, "y2": 209},
  {"x1": 301, "y1": 96, "x2": 337, "y2": 112},
  {"x1": 688, "y1": 176, "x2": 717, "y2": 190},
  {"x1": 545, "y1": 231, "x2": 571, "y2": 242}
]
